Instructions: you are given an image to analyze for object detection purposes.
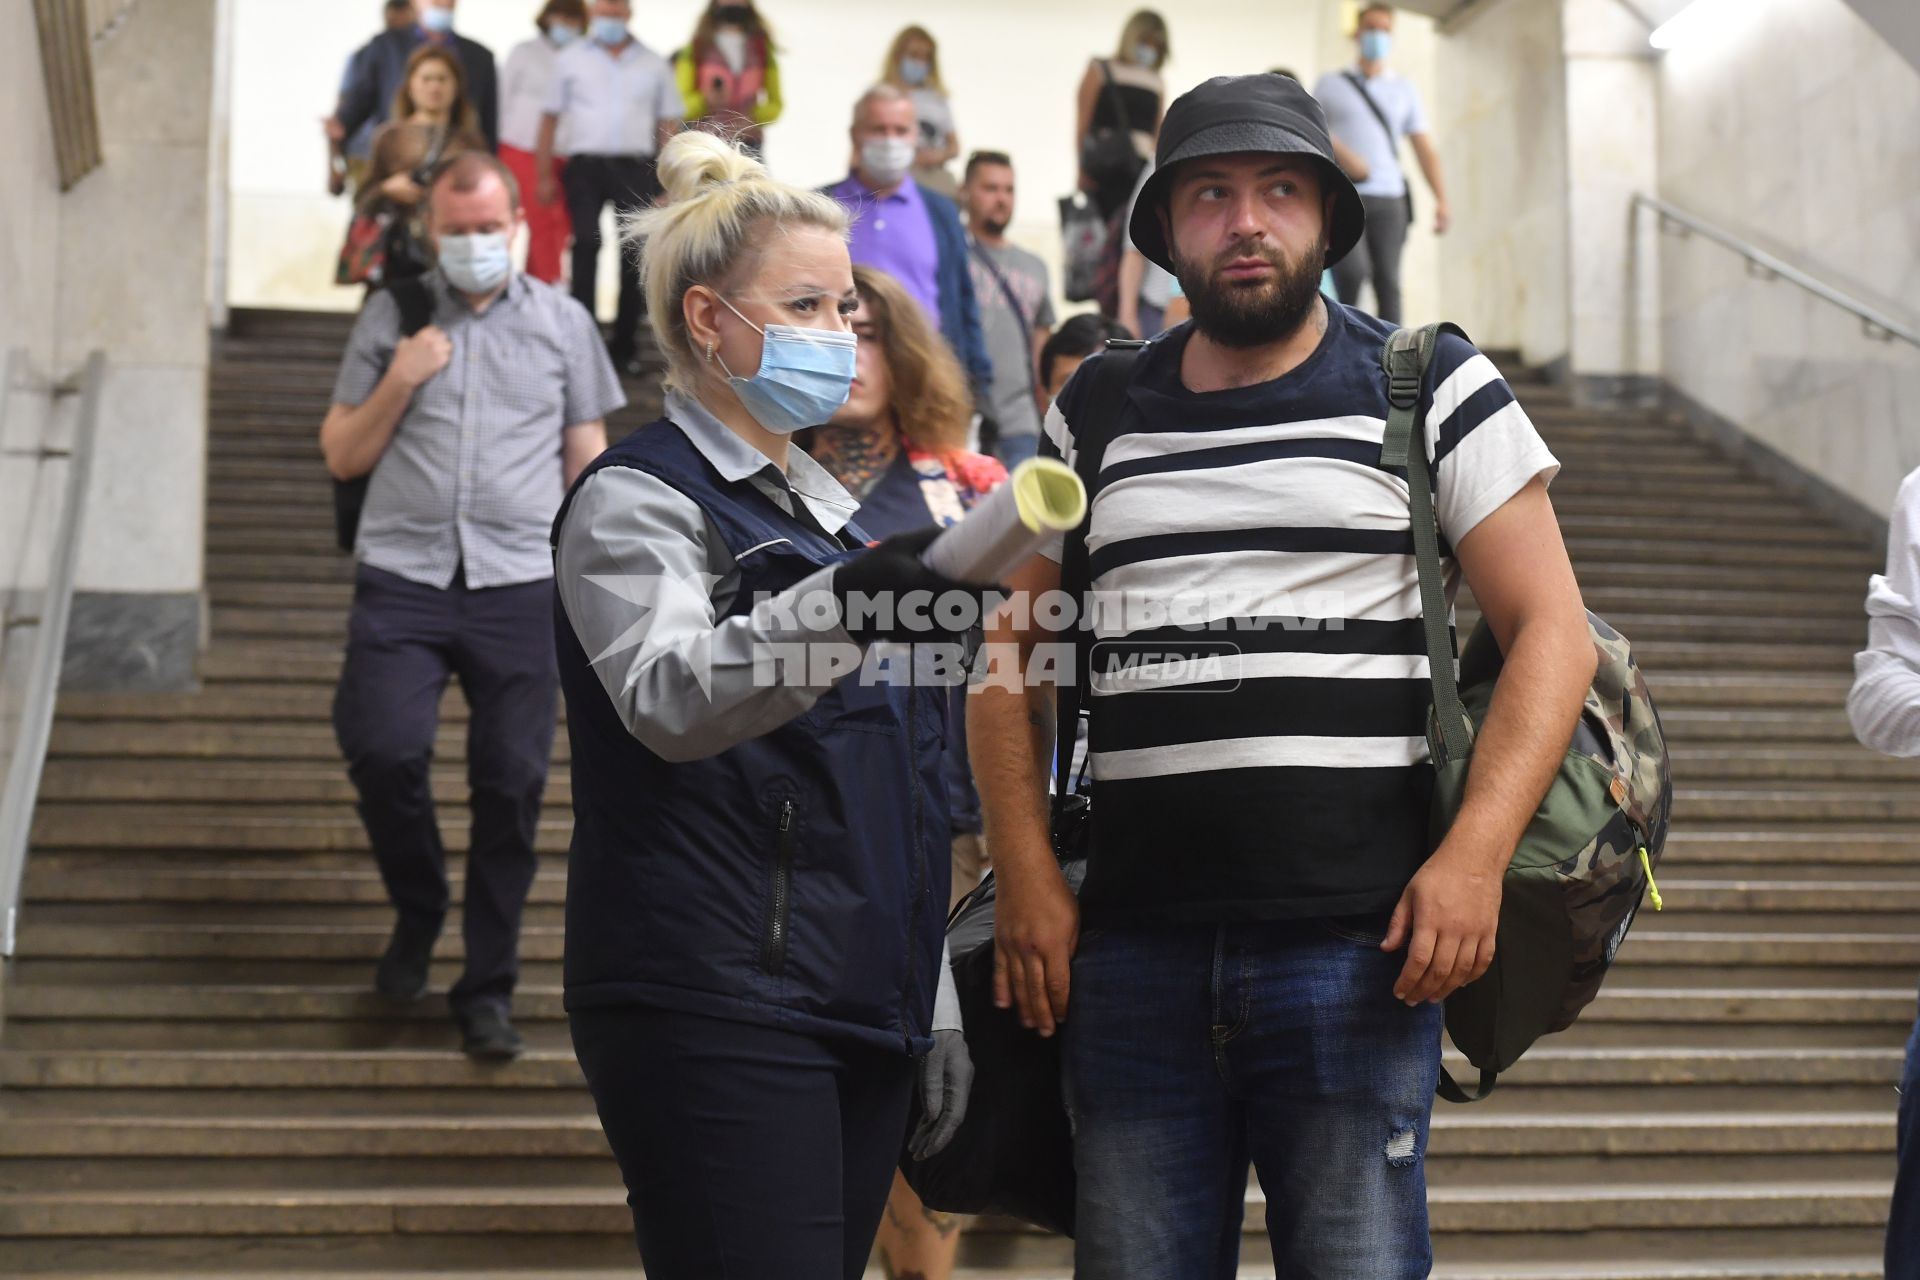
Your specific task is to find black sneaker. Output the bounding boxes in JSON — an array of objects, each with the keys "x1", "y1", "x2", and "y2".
[
  {"x1": 456, "y1": 1005, "x2": 524, "y2": 1061},
  {"x1": 374, "y1": 916, "x2": 440, "y2": 1003}
]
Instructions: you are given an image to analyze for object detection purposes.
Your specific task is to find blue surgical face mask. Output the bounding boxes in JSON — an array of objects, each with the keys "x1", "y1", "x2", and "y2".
[
  {"x1": 437, "y1": 232, "x2": 513, "y2": 294},
  {"x1": 899, "y1": 56, "x2": 930, "y2": 86},
  {"x1": 591, "y1": 15, "x2": 628, "y2": 46},
  {"x1": 1133, "y1": 42, "x2": 1159, "y2": 68},
  {"x1": 714, "y1": 296, "x2": 857, "y2": 434},
  {"x1": 1359, "y1": 29, "x2": 1393, "y2": 61},
  {"x1": 420, "y1": 4, "x2": 454, "y2": 33},
  {"x1": 547, "y1": 22, "x2": 580, "y2": 46}
]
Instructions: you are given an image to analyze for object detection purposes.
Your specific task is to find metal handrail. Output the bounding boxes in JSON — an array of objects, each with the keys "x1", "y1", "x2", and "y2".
[
  {"x1": 0, "y1": 351, "x2": 105, "y2": 958},
  {"x1": 1635, "y1": 193, "x2": 1920, "y2": 349}
]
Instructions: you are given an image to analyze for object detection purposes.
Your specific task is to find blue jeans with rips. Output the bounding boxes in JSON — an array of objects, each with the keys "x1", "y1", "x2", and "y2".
[{"x1": 1065, "y1": 915, "x2": 1444, "y2": 1279}]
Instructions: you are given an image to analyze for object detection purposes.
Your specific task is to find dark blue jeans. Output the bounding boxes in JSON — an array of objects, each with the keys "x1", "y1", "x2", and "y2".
[
  {"x1": 1892, "y1": 991, "x2": 1920, "y2": 1280},
  {"x1": 1065, "y1": 916, "x2": 1443, "y2": 1279}
]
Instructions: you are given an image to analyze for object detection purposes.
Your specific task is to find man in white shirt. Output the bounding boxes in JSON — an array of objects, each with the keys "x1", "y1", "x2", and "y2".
[
  {"x1": 535, "y1": 0, "x2": 686, "y2": 370},
  {"x1": 1313, "y1": 4, "x2": 1451, "y2": 324},
  {"x1": 1846, "y1": 467, "x2": 1920, "y2": 1280}
]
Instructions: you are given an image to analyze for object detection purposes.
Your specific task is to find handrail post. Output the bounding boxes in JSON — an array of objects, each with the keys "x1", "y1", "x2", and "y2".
[{"x1": 0, "y1": 351, "x2": 105, "y2": 959}]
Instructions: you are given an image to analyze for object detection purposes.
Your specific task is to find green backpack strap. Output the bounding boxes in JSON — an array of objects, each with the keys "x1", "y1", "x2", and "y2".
[
  {"x1": 1377, "y1": 322, "x2": 1473, "y2": 766},
  {"x1": 1380, "y1": 322, "x2": 1497, "y2": 1106}
]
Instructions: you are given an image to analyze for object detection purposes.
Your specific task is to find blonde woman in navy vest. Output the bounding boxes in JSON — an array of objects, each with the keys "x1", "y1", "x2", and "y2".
[{"x1": 551, "y1": 129, "x2": 977, "y2": 1278}]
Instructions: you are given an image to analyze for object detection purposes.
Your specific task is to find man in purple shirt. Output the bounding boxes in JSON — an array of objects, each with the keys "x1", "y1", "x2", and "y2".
[{"x1": 824, "y1": 86, "x2": 993, "y2": 398}]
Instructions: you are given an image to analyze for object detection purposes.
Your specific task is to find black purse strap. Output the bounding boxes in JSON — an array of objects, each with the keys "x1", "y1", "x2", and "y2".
[
  {"x1": 969, "y1": 242, "x2": 1041, "y2": 404},
  {"x1": 1341, "y1": 70, "x2": 1399, "y2": 154},
  {"x1": 1053, "y1": 340, "x2": 1147, "y2": 797},
  {"x1": 1095, "y1": 59, "x2": 1132, "y2": 135},
  {"x1": 1341, "y1": 71, "x2": 1414, "y2": 220},
  {"x1": 389, "y1": 276, "x2": 435, "y2": 336}
]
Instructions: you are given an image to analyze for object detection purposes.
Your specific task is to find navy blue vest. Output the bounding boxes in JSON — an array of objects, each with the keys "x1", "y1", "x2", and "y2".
[{"x1": 552, "y1": 419, "x2": 951, "y2": 1056}]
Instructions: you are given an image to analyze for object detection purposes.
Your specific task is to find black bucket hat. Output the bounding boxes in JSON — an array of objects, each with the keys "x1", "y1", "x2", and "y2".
[{"x1": 1128, "y1": 72, "x2": 1366, "y2": 274}]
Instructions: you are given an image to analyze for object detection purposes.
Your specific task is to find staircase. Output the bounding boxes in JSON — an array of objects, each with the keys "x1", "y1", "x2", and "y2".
[{"x1": 0, "y1": 309, "x2": 1908, "y2": 1278}]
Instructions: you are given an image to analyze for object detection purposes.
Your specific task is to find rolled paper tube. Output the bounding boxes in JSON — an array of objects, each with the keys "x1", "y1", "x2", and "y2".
[{"x1": 919, "y1": 457, "x2": 1089, "y2": 585}]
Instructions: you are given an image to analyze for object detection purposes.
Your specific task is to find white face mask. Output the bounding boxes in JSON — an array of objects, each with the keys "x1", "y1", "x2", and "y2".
[
  {"x1": 859, "y1": 136, "x2": 916, "y2": 187},
  {"x1": 437, "y1": 231, "x2": 513, "y2": 294},
  {"x1": 713, "y1": 28, "x2": 748, "y2": 72}
]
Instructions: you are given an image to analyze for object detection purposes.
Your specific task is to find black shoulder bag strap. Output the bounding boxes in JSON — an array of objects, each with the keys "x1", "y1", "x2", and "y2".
[
  {"x1": 1053, "y1": 340, "x2": 1147, "y2": 804},
  {"x1": 968, "y1": 240, "x2": 1041, "y2": 406},
  {"x1": 332, "y1": 278, "x2": 436, "y2": 553},
  {"x1": 1341, "y1": 70, "x2": 1415, "y2": 226},
  {"x1": 1379, "y1": 321, "x2": 1492, "y2": 1105},
  {"x1": 1096, "y1": 59, "x2": 1133, "y2": 137}
]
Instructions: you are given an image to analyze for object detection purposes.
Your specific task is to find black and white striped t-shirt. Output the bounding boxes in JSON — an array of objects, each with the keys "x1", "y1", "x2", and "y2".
[{"x1": 1040, "y1": 303, "x2": 1559, "y2": 924}]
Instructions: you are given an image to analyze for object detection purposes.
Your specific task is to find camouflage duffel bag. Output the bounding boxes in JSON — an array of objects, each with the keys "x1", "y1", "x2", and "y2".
[{"x1": 1381, "y1": 324, "x2": 1675, "y2": 1104}]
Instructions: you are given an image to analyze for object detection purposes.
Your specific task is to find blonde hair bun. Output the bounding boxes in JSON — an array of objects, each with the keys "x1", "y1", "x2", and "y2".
[
  {"x1": 623, "y1": 129, "x2": 849, "y2": 397},
  {"x1": 656, "y1": 129, "x2": 765, "y2": 207}
]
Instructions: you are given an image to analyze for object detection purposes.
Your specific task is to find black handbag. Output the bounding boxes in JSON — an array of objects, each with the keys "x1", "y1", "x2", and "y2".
[
  {"x1": 332, "y1": 277, "x2": 435, "y2": 552},
  {"x1": 1078, "y1": 61, "x2": 1147, "y2": 197},
  {"x1": 898, "y1": 341, "x2": 1145, "y2": 1236}
]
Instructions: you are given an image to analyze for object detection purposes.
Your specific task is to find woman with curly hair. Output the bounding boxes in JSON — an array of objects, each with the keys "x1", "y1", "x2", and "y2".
[{"x1": 804, "y1": 264, "x2": 1008, "y2": 1280}]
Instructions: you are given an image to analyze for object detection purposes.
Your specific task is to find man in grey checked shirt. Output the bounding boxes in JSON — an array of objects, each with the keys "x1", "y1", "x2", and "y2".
[{"x1": 320, "y1": 151, "x2": 624, "y2": 1059}]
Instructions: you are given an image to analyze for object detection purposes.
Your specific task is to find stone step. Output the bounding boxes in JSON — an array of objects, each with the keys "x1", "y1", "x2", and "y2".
[
  {"x1": 3, "y1": 981, "x2": 1908, "y2": 1028},
  {"x1": 202, "y1": 603, "x2": 1866, "y2": 645},
  {"x1": 0, "y1": 1232, "x2": 1890, "y2": 1277},
  {"x1": 34, "y1": 758, "x2": 1919, "y2": 814},
  {"x1": 54, "y1": 673, "x2": 1861, "y2": 726},
  {"x1": 32, "y1": 761, "x2": 572, "y2": 807},
  {"x1": 0, "y1": 1179, "x2": 1893, "y2": 1239},
  {"x1": 1566, "y1": 537, "x2": 1874, "y2": 571},
  {"x1": 0, "y1": 1102, "x2": 1889, "y2": 1163},
  {"x1": 1, "y1": 1044, "x2": 1894, "y2": 1096},
  {"x1": 26, "y1": 805, "x2": 573, "y2": 853}
]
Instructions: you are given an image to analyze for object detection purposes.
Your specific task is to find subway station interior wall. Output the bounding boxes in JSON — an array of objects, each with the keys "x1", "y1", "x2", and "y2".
[
  {"x1": 227, "y1": 0, "x2": 1446, "y2": 327},
  {"x1": 0, "y1": 0, "x2": 210, "y2": 618},
  {"x1": 1432, "y1": 0, "x2": 1569, "y2": 369},
  {"x1": 1656, "y1": 0, "x2": 1920, "y2": 518}
]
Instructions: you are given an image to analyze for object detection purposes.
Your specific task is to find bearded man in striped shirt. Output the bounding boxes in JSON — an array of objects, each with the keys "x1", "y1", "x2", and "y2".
[{"x1": 970, "y1": 73, "x2": 1596, "y2": 1279}]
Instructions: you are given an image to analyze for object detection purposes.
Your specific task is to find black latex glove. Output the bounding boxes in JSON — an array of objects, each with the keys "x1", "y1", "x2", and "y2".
[
  {"x1": 832, "y1": 525, "x2": 996, "y2": 645},
  {"x1": 909, "y1": 1028, "x2": 975, "y2": 1160}
]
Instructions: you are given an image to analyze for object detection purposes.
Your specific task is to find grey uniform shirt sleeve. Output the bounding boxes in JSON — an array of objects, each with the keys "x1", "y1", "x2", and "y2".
[{"x1": 555, "y1": 465, "x2": 859, "y2": 762}]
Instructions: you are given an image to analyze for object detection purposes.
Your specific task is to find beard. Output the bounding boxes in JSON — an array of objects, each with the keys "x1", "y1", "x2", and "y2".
[
  {"x1": 978, "y1": 216, "x2": 1009, "y2": 237},
  {"x1": 1172, "y1": 239, "x2": 1326, "y2": 349}
]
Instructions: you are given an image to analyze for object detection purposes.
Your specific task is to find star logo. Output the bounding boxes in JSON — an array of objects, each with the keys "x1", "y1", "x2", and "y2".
[{"x1": 582, "y1": 570, "x2": 726, "y2": 700}]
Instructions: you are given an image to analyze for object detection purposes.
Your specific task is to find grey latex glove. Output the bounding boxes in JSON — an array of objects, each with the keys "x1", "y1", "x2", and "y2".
[{"x1": 909, "y1": 1029, "x2": 974, "y2": 1160}]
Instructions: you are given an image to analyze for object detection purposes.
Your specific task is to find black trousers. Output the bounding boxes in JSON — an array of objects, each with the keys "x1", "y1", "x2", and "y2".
[
  {"x1": 331, "y1": 565, "x2": 558, "y2": 1014},
  {"x1": 1331, "y1": 192, "x2": 1413, "y2": 325},
  {"x1": 561, "y1": 153, "x2": 661, "y2": 360},
  {"x1": 569, "y1": 1005, "x2": 916, "y2": 1278}
]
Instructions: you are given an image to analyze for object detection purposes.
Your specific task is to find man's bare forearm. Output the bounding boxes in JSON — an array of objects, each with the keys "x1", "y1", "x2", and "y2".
[
  {"x1": 320, "y1": 373, "x2": 414, "y2": 480},
  {"x1": 1441, "y1": 616, "x2": 1595, "y2": 871},
  {"x1": 968, "y1": 673, "x2": 1058, "y2": 885}
]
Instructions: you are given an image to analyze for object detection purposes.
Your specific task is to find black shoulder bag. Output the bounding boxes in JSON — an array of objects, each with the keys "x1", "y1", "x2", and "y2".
[
  {"x1": 897, "y1": 339, "x2": 1146, "y2": 1238},
  {"x1": 1079, "y1": 61, "x2": 1146, "y2": 196},
  {"x1": 1341, "y1": 70, "x2": 1415, "y2": 228},
  {"x1": 332, "y1": 276, "x2": 435, "y2": 553}
]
